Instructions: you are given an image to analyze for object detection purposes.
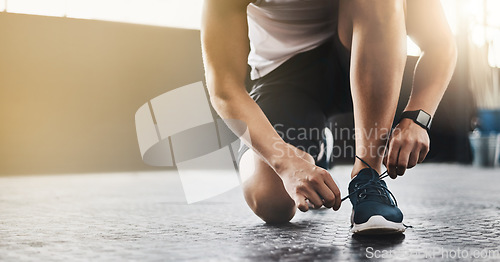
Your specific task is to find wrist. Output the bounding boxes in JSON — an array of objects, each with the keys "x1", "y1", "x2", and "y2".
[
  {"x1": 399, "y1": 109, "x2": 432, "y2": 131},
  {"x1": 266, "y1": 141, "x2": 293, "y2": 174},
  {"x1": 268, "y1": 142, "x2": 309, "y2": 176},
  {"x1": 397, "y1": 118, "x2": 415, "y2": 128}
]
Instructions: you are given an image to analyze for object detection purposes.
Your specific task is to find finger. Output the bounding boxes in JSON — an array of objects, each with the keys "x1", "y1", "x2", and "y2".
[
  {"x1": 407, "y1": 149, "x2": 419, "y2": 169},
  {"x1": 418, "y1": 144, "x2": 429, "y2": 163},
  {"x1": 297, "y1": 196, "x2": 309, "y2": 212},
  {"x1": 304, "y1": 189, "x2": 323, "y2": 209},
  {"x1": 387, "y1": 141, "x2": 400, "y2": 179},
  {"x1": 397, "y1": 146, "x2": 412, "y2": 176},
  {"x1": 315, "y1": 183, "x2": 335, "y2": 208},
  {"x1": 320, "y1": 171, "x2": 341, "y2": 210},
  {"x1": 383, "y1": 151, "x2": 388, "y2": 167}
]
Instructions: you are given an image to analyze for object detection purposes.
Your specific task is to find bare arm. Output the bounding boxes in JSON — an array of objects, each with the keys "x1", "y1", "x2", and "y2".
[
  {"x1": 385, "y1": 0, "x2": 457, "y2": 177},
  {"x1": 406, "y1": 0, "x2": 457, "y2": 115},
  {"x1": 201, "y1": 0, "x2": 341, "y2": 211},
  {"x1": 201, "y1": 0, "x2": 289, "y2": 170}
]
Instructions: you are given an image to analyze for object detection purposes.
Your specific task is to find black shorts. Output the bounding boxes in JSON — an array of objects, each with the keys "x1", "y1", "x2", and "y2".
[{"x1": 238, "y1": 33, "x2": 353, "y2": 169}]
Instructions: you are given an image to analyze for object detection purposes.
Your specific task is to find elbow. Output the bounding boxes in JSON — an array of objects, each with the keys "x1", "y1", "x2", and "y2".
[
  {"x1": 205, "y1": 78, "x2": 230, "y2": 108},
  {"x1": 421, "y1": 37, "x2": 458, "y2": 67},
  {"x1": 441, "y1": 36, "x2": 458, "y2": 67},
  {"x1": 207, "y1": 85, "x2": 245, "y2": 112},
  {"x1": 449, "y1": 40, "x2": 458, "y2": 68},
  {"x1": 209, "y1": 88, "x2": 235, "y2": 102},
  {"x1": 209, "y1": 92, "x2": 229, "y2": 111},
  {"x1": 446, "y1": 40, "x2": 458, "y2": 71},
  {"x1": 204, "y1": 70, "x2": 248, "y2": 112}
]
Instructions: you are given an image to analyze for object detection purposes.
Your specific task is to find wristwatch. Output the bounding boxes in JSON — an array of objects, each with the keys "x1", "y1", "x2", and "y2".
[{"x1": 400, "y1": 110, "x2": 432, "y2": 131}]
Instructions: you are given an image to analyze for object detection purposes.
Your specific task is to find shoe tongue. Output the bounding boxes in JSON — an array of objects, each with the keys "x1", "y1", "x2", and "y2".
[
  {"x1": 349, "y1": 168, "x2": 377, "y2": 192},
  {"x1": 350, "y1": 168, "x2": 390, "y2": 204},
  {"x1": 354, "y1": 168, "x2": 379, "y2": 181}
]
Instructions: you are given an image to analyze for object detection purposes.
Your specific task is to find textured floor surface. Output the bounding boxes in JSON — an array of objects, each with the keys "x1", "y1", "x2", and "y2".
[{"x1": 1, "y1": 164, "x2": 500, "y2": 261}]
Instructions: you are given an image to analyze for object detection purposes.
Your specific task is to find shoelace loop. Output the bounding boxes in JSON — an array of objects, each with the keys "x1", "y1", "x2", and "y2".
[{"x1": 340, "y1": 156, "x2": 397, "y2": 206}]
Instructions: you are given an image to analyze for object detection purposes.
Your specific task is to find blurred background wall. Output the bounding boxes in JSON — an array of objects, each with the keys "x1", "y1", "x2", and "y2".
[
  {"x1": 0, "y1": 12, "x2": 204, "y2": 175},
  {"x1": 1, "y1": 0, "x2": 499, "y2": 175}
]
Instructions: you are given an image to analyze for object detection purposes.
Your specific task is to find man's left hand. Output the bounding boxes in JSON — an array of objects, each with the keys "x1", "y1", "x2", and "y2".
[{"x1": 383, "y1": 118, "x2": 430, "y2": 178}]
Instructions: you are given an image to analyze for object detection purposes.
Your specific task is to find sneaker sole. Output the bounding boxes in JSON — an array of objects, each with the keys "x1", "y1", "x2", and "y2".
[{"x1": 352, "y1": 215, "x2": 406, "y2": 235}]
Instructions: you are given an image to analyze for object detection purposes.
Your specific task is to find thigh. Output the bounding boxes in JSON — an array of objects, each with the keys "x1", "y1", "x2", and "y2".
[
  {"x1": 237, "y1": 88, "x2": 328, "y2": 167},
  {"x1": 238, "y1": 44, "x2": 354, "y2": 169},
  {"x1": 238, "y1": 46, "x2": 343, "y2": 167}
]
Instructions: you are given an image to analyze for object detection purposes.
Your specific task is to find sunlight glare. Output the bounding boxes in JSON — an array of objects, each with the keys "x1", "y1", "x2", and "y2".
[
  {"x1": 66, "y1": 0, "x2": 203, "y2": 29},
  {"x1": 7, "y1": 0, "x2": 66, "y2": 17},
  {"x1": 407, "y1": 36, "x2": 421, "y2": 56}
]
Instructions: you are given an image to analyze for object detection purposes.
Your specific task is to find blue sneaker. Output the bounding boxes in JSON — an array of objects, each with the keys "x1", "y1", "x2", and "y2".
[{"x1": 345, "y1": 158, "x2": 405, "y2": 235}]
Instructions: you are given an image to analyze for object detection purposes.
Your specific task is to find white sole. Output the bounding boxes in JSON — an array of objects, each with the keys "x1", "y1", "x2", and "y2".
[{"x1": 352, "y1": 215, "x2": 406, "y2": 235}]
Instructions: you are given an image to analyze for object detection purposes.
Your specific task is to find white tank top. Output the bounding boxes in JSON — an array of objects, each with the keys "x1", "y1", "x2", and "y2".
[{"x1": 247, "y1": 0, "x2": 337, "y2": 80}]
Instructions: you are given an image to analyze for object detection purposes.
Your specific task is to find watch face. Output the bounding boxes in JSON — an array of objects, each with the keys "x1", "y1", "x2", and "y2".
[{"x1": 416, "y1": 111, "x2": 431, "y2": 127}]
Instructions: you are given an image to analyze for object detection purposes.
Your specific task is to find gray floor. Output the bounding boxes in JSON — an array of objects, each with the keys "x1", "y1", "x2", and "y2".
[{"x1": 1, "y1": 164, "x2": 499, "y2": 261}]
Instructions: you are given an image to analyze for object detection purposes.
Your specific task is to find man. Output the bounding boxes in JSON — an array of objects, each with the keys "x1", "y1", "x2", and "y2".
[{"x1": 201, "y1": 0, "x2": 456, "y2": 234}]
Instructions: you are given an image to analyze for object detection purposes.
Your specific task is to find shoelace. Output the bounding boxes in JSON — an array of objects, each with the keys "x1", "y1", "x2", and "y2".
[{"x1": 340, "y1": 156, "x2": 397, "y2": 206}]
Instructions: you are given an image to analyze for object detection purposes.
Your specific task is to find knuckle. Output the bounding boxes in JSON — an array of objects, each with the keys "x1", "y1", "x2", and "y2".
[
  {"x1": 388, "y1": 152, "x2": 398, "y2": 160},
  {"x1": 314, "y1": 176, "x2": 324, "y2": 185},
  {"x1": 324, "y1": 194, "x2": 335, "y2": 203}
]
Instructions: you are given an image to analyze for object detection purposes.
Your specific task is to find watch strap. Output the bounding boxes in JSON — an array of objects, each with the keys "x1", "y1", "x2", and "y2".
[{"x1": 400, "y1": 110, "x2": 432, "y2": 131}]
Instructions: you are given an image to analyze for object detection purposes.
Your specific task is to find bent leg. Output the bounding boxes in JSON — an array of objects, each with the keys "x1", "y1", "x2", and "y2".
[
  {"x1": 239, "y1": 150, "x2": 297, "y2": 224},
  {"x1": 338, "y1": 0, "x2": 407, "y2": 176},
  {"x1": 239, "y1": 138, "x2": 318, "y2": 224},
  {"x1": 237, "y1": 37, "x2": 338, "y2": 222}
]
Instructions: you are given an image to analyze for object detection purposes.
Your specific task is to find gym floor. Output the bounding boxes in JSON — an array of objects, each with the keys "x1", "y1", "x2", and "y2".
[{"x1": 1, "y1": 164, "x2": 499, "y2": 261}]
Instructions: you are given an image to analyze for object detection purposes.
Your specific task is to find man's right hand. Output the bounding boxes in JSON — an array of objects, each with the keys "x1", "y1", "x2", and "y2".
[{"x1": 275, "y1": 145, "x2": 341, "y2": 212}]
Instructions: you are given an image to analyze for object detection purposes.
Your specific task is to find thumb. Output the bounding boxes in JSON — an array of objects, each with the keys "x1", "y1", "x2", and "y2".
[{"x1": 297, "y1": 196, "x2": 309, "y2": 212}]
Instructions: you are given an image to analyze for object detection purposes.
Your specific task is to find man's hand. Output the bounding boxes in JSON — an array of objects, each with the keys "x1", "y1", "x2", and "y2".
[
  {"x1": 276, "y1": 145, "x2": 341, "y2": 212},
  {"x1": 384, "y1": 118, "x2": 430, "y2": 178}
]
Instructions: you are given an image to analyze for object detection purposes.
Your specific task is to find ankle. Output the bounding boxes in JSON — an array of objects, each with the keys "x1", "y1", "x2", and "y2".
[{"x1": 351, "y1": 158, "x2": 382, "y2": 178}]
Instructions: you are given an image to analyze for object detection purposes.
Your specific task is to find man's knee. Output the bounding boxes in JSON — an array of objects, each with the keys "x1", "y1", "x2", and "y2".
[
  {"x1": 253, "y1": 197, "x2": 296, "y2": 224},
  {"x1": 243, "y1": 182, "x2": 296, "y2": 224}
]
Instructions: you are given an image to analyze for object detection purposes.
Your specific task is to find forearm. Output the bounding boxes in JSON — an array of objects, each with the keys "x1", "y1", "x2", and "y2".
[
  {"x1": 405, "y1": 0, "x2": 458, "y2": 117},
  {"x1": 405, "y1": 44, "x2": 457, "y2": 116},
  {"x1": 209, "y1": 82, "x2": 290, "y2": 171}
]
